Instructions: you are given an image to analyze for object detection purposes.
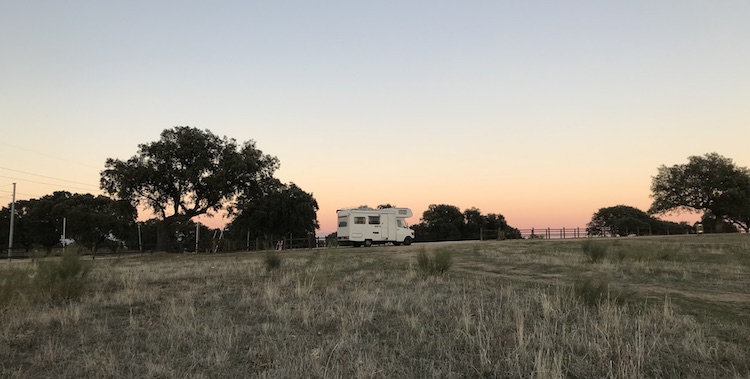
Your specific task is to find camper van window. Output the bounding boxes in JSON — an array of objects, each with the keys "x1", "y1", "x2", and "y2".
[
  {"x1": 338, "y1": 220, "x2": 347, "y2": 227},
  {"x1": 354, "y1": 217, "x2": 366, "y2": 225},
  {"x1": 396, "y1": 219, "x2": 403, "y2": 227},
  {"x1": 368, "y1": 216, "x2": 380, "y2": 224}
]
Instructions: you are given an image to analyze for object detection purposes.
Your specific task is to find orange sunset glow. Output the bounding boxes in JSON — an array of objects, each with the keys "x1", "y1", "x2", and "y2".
[{"x1": 2, "y1": 2, "x2": 748, "y2": 236}]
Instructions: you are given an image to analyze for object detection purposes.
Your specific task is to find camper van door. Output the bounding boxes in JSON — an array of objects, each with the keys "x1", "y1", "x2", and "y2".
[
  {"x1": 380, "y1": 214, "x2": 391, "y2": 241},
  {"x1": 381, "y1": 214, "x2": 395, "y2": 241}
]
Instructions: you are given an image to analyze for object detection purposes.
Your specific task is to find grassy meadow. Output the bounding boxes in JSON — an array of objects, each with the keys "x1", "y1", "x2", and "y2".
[{"x1": 1, "y1": 234, "x2": 749, "y2": 378}]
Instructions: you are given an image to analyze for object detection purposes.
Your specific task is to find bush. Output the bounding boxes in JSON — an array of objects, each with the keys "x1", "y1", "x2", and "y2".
[
  {"x1": 574, "y1": 278, "x2": 610, "y2": 306},
  {"x1": 0, "y1": 268, "x2": 33, "y2": 308},
  {"x1": 1, "y1": 252, "x2": 92, "y2": 308},
  {"x1": 34, "y1": 251, "x2": 92, "y2": 302},
  {"x1": 416, "y1": 248, "x2": 452, "y2": 275},
  {"x1": 574, "y1": 277, "x2": 631, "y2": 307},
  {"x1": 582, "y1": 239, "x2": 607, "y2": 263},
  {"x1": 264, "y1": 251, "x2": 282, "y2": 271}
]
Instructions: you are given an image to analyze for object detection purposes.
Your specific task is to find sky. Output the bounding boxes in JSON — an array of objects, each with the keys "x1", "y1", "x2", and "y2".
[{"x1": 1, "y1": 1, "x2": 749, "y2": 235}]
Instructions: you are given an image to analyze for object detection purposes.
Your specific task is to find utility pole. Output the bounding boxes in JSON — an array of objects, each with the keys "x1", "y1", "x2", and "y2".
[
  {"x1": 195, "y1": 222, "x2": 199, "y2": 253},
  {"x1": 8, "y1": 183, "x2": 16, "y2": 260},
  {"x1": 137, "y1": 223, "x2": 143, "y2": 254},
  {"x1": 62, "y1": 217, "x2": 67, "y2": 254}
]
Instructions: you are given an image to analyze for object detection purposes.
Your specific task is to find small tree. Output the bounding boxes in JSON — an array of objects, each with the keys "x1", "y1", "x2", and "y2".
[
  {"x1": 230, "y1": 181, "x2": 319, "y2": 244},
  {"x1": 420, "y1": 204, "x2": 464, "y2": 241},
  {"x1": 587, "y1": 205, "x2": 652, "y2": 236}
]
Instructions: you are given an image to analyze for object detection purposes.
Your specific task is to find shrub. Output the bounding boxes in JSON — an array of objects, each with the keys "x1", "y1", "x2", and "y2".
[
  {"x1": 573, "y1": 277, "x2": 632, "y2": 307},
  {"x1": 264, "y1": 251, "x2": 282, "y2": 271},
  {"x1": 34, "y1": 251, "x2": 92, "y2": 303},
  {"x1": 582, "y1": 239, "x2": 607, "y2": 263},
  {"x1": 0, "y1": 268, "x2": 32, "y2": 308},
  {"x1": 416, "y1": 248, "x2": 452, "y2": 275},
  {"x1": 433, "y1": 249, "x2": 453, "y2": 273},
  {"x1": 574, "y1": 278, "x2": 610, "y2": 307}
]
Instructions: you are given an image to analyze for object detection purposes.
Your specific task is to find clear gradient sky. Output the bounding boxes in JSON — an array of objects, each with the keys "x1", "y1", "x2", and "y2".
[{"x1": 2, "y1": 1, "x2": 749, "y2": 235}]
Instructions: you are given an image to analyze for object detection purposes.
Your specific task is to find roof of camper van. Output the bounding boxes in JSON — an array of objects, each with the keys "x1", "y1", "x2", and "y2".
[{"x1": 337, "y1": 207, "x2": 413, "y2": 216}]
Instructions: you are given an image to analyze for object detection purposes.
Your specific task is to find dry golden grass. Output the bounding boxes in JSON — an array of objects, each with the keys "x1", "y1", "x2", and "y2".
[{"x1": 1, "y1": 234, "x2": 749, "y2": 378}]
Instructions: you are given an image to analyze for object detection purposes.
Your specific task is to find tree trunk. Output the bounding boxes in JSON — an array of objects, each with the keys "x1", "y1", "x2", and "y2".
[
  {"x1": 156, "y1": 222, "x2": 169, "y2": 252},
  {"x1": 156, "y1": 215, "x2": 193, "y2": 252}
]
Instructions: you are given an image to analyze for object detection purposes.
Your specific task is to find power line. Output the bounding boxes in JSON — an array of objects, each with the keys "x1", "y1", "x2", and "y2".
[
  {"x1": 0, "y1": 166, "x2": 99, "y2": 188},
  {"x1": 0, "y1": 189, "x2": 36, "y2": 198},
  {"x1": 0, "y1": 174, "x2": 99, "y2": 192},
  {"x1": 0, "y1": 142, "x2": 102, "y2": 170}
]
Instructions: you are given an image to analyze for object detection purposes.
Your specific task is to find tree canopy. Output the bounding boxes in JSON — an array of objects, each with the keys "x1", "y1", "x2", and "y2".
[
  {"x1": 412, "y1": 204, "x2": 521, "y2": 241},
  {"x1": 229, "y1": 181, "x2": 319, "y2": 242},
  {"x1": 1, "y1": 191, "x2": 135, "y2": 254},
  {"x1": 649, "y1": 153, "x2": 750, "y2": 232},
  {"x1": 418, "y1": 204, "x2": 464, "y2": 241},
  {"x1": 101, "y1": 126, "x2": 279, "y2": 250},
  {"x1": 586, "y1": 205, "x2": 691, "y2": 237}
]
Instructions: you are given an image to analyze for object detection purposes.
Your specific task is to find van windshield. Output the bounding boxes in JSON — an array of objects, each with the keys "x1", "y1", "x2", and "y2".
[{"x1": 397, "y1": 219, "x2": 408, "y2": 228}]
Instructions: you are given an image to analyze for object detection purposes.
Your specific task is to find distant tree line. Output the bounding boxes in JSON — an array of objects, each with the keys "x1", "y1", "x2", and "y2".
[
  {"x1": 4, "y1": 140, "x2": 748, "y2": 255},
  {"x1": 0, "y1": 191, "x2": 135, "y2": 257},
  {"x1": 410, "y1": 204, "x2": 522, "y2": 242}
]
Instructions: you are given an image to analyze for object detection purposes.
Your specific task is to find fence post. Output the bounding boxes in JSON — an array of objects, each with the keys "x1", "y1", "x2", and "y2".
[{"x1": 480, "y1": 229, "x2": 483, "y2": 241}]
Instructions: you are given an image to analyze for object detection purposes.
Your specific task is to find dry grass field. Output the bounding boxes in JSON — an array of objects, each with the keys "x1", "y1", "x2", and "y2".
[{"x1": 1, "y1": 234, "x2": 749, "y2": 378}]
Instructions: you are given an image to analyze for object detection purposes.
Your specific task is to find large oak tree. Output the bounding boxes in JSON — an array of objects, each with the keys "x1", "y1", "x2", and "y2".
[
  {"x1": 101, "y1": 127, "x2": 279, "y2": 251},
  {"x1": 649, "y1": 153, "x2": 750, "y2": 232}
]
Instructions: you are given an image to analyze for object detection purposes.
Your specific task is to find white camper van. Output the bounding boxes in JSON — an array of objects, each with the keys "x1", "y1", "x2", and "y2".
[{"x1": 337, "y1": 208, "x2": 415, "y2": 247}]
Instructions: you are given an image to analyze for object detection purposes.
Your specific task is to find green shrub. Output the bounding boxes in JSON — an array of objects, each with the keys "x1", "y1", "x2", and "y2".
[
  {"x1": 0, "y1": 268, "x2": 33, "y2": 308},
  {"x1": 34, "y1": 251, "x2": 92, "y2": 303},
  {"x1": 582, "y1": 239, "x2": 607, "y2": 263},
  {"x1": 416, "y1": 248, "x2": 452, "y2": 275},
  {"x1": 264, "y1": 251, "x2": 282, "y2": 271},
  {"x1": 573, "y1": 277, "x2": 631, "y2": 307},
  {"x1": 574, "y1": 278, "x2": 610, "y2": 307},
  {"x1": 433, "y1": 249, "x2": 453, "y2": 273}
]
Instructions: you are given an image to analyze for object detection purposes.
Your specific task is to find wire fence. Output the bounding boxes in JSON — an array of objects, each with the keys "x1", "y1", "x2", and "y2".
[
  {"x1": 2, "y1": 224, "x2": 700, "y2": 260},
  {"x1": 518, "y1": 227, "x2": 587, "y2": 239}
]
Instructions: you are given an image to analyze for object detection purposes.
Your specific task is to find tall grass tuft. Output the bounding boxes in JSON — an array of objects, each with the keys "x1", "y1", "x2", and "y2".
[
  {"x1": 582, "y1": 239, "x2": 607, "y2": 263},
  {"x1": 264, "y1": 250, "x2": 282, "y2": 271},
  {"x1": 416, "y1": 248, "x2": 453, "y2": 275},
  {"x1": 34, "y1": 251, "x2": 92, "y2": 303}
]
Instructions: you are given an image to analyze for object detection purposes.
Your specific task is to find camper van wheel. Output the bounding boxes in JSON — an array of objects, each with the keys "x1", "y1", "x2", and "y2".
[
  {"x1": 364, "y1": 240, "x2": 372, "y2": 247},
  {"x1": 403, "y1": 237, "x2": 413, "y2": 246}
]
